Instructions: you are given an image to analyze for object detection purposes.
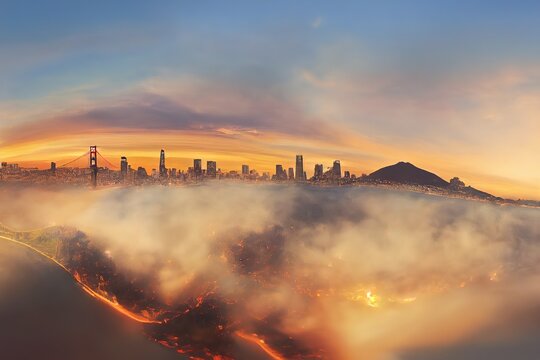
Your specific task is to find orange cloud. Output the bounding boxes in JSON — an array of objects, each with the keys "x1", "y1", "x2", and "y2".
[{"x1": 2, "y1": 70, "x2": 540, "y2": 200}]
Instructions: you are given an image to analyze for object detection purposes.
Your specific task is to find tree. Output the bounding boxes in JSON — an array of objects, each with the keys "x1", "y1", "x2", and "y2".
[{"x1": 449, "y1": 177, "x2": 465, "y2": 190}]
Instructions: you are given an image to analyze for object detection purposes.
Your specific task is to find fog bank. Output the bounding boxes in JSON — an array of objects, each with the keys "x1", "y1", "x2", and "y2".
[{"x1": 1, "y1": 183, "x2": 540, "y2": 359}]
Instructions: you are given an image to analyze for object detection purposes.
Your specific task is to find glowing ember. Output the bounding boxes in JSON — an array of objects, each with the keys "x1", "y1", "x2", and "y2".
[{"x1": 235, "y1": 331, "x2": 285, "y2": 360}]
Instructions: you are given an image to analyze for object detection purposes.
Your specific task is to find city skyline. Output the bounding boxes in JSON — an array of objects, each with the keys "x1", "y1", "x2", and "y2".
[
  {"x1": 0, "y1": 145, "x2": 350, "y2": 180},
  {"x1": 5, "y1": 145, "x2": 539, "y2": 208},
  {"x1": 0, "y1": 145, "x2": 370, "y2": 181},
  {"x1": 0, "y1": 141, "x2": 540, "y2": 201},
  {"x1": 1, "y1": 2, "x2": 540, "y2": 199}
]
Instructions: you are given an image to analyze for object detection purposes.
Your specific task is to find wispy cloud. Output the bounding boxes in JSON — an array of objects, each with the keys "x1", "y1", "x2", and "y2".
[{"x1": 311, "y1": 16, "x2": 323, "y2": 29}]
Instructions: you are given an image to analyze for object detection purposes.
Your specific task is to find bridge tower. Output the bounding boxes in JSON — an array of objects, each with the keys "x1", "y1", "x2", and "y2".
[{"x1": 90, "y1": 145, "x2": 98, "y2": 187}]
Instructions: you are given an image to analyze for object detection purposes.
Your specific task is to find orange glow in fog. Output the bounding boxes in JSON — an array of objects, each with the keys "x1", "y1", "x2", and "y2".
[{"x1": 235, "y1": 331, "x2": 285, "y2": 360}]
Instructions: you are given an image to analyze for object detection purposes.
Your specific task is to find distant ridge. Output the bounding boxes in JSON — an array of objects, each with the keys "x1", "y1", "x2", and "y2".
[{"x1": 368, "y1": 162, "x2": 449, "y2": 187}]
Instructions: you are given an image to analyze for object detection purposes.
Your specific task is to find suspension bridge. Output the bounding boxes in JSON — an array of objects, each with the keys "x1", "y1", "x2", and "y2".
[{"x1": 56, "y1": 146, "x2": 120, "y2": 187}]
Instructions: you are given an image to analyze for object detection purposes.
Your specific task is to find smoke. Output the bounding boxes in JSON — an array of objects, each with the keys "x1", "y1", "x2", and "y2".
[
  {"x1": 1, "y1": 183, "x2": 540, "y2": 359},
  {"x1": 0, "y1": 239, "x2": 183, "y2": 360}
]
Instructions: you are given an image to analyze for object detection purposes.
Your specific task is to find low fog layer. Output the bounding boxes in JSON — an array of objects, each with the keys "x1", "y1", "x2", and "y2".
[{"x1": 1, "y1": 183, "x2": 540, "y2": 359}]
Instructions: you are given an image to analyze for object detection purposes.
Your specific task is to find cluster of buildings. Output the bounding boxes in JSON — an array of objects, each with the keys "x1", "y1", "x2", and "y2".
[
  {"x1": 0, "y1": 162, "x2": 20, "y2": 172},
  {"x1": 0, "y1": 148, "x2": 360, "y2": 187},
  {"x1": 114, "y1": 150, "x2": 356, "y2": 185},
  {"x1": 0, "y1": 160, "x2": 111, "y2": 186}
]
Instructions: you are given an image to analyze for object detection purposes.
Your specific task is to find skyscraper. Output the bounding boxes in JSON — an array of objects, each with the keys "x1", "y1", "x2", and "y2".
[
  {"x1": 242, "y1": 164, "x2": 249, "y2": 176},
  {"x1": 288, "y1": 167, "x2": 294, "y2": 180},
  {"x1": 275, "y1": 165, "x2": 287, "y2": 180},
  {"x1": 275, "y1": 164, "x2": 283, "y2": 177},
  {"x1": 136, "y1": 167, "x2": 148, "y2": 178},
  {"x1": 120, "y1": 156, "x2": 128, "y2": 179},
  {"x1": 159, "y1": 149, "x2": 166, "y2": 177},
  {"x1": 295, "y1": 155, "x2": 304, "y2": 181},
  {"x1": 333, "y1": 160, "x2": 342, "y2": 178},
  {"x1": 194, "y1": 159, "x2": 202, "y2": 178},
  {"x1": 314, "y1": 164, "x2": 323, "y2": 179},
  {"x1": 50, "y1": 162, "x2": 56, "y2": 173},
  {"x1": 207, "y1": 161, "x2": 217, "y2": 178}
]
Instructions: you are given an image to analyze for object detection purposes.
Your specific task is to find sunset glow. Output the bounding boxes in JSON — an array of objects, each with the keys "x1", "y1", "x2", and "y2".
[{"x1": 1, "y1": 1, "x2": 540, "y2": 199}]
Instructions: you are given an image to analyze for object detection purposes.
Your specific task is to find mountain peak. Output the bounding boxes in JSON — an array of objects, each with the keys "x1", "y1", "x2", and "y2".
[{"x1": 368, "y1": 162, "x2": 449, "y2": 187}]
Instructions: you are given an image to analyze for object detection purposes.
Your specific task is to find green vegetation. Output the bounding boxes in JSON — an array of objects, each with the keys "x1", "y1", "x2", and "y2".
[{"x1": 0, "y1": 224, "x2": 78, "y2": 259}]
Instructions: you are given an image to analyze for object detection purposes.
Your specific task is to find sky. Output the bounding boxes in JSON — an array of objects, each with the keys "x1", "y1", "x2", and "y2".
[{"x1": 1, "y1": 0, "x2": 540, "y2": 199}]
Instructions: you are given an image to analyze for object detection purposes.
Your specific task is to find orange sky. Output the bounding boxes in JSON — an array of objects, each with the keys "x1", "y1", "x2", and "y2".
[{"x1": 1, "y1": 123, "x2": 538, "y2": 200}]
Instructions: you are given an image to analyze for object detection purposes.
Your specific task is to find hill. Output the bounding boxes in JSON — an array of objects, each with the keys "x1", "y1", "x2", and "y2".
[{"x1": 368, "y1": 162, "x2": 449, "y2": 187}]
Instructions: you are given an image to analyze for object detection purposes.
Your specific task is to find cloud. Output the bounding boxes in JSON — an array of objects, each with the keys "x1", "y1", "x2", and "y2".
[
  {"x1": 0, "y1": 77, "x2": 337, "y2": 148},
  {"x1": 293, "y1": 42, "x2": 540, "y2": 198},
  {"x1": 311, "y1": 17, "x2": 323, "y2": 29},
  {"x1": 2, "y1": 32, "x2": 540, "y2": 199},
  {"x1": 2, "y1": 184, "x2": 540, "y2": 359}
]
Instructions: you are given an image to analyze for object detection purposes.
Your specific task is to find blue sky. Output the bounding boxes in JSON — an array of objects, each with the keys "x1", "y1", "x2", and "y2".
[{"x1": 3, "y1": 0, "x2": 540, "y2": 100}]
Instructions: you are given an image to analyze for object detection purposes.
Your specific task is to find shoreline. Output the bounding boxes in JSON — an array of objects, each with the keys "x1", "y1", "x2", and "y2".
[{"x1": 0, "y1": 233, "x2": 160, "y2": 324}]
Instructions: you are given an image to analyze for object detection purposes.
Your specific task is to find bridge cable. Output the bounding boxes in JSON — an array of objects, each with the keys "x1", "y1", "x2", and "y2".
[
  {"x1": 96, "y1": 151, "x2": 119, "y2": 169},
  {"x1": 59, "y1": 151, "x2": 90, "y2": 168}
]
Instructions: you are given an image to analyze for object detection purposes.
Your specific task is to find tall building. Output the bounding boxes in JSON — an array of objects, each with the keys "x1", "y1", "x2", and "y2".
[
  {"x1": 275, "y1": 165, "x2": 287, "y2": 180},
  {"x1": 242, "y1": 164, "x2": 249, "y2": 176},
  {"x1": 314, "y1": 164, "x2": 324, "y2": 179},
  {"x1": 120, "y1": 157, "x2": 128, "y2": 179},
  {"x1": 159, "y1": 149, "x2": 167, "y2": 177},
  {"x1": 136, "y1": 167, "x2": 148, "y2": 178},
  {"x1": 288, "y1": 167, "x2": 294, "y2": 180},
  {"x1": 194, "y1": 159, "x2": 202, "y2": 178},
  {"x1": 344, "y1": 170, "x2": 350, "y2": 178},
  {"x1": 332, "y1": 160, "x2": 342, "y2": 178},
  {"x1": 295, "y1": 155, "x2": 304, "y2": 181},
  {"x1": 207, "y1": 161, "x2": 217, "y2": 178},
  {"x1": 50, "y1": 162, "x2": 57, "y2": 173}
]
